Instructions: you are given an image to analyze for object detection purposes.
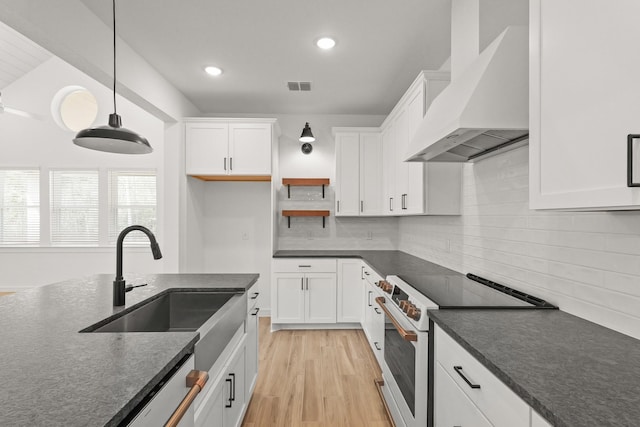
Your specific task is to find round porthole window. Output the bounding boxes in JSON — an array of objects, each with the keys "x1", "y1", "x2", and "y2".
[{"x1": 51, "y1": 86, "x2": 98, "y2": 132}]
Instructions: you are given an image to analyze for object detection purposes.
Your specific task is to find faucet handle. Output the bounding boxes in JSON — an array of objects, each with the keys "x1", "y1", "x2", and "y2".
[{"x1": 125, "y1": 283, "x2": 148, "y2": 292}]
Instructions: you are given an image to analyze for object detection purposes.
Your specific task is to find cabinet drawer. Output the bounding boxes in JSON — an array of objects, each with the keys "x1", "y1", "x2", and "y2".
[
  {"x1": 435, "y1": 327, "x2": 529, "y2": 427},
  {"x1": 272, "y1": 258, "x2": 337, "y2": 273},
  {"x1": 435, "y1": 363, "x2": 493, "y2": 427}
]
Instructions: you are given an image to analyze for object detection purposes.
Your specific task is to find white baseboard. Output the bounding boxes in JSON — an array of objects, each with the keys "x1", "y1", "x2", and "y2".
[{"x1": 270, "y1": 322, "x2": 362, "y2": 332}]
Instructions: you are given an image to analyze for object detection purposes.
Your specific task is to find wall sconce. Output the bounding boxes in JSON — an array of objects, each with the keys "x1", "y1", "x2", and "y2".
[{"x1": 299, "y1": 122, "x2": 315, "y2": 154}]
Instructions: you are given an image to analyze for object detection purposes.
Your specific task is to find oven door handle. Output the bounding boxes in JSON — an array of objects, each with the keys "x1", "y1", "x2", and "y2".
[{"x1": 375, "y1": 296, "x2": 418, "y2": 342}]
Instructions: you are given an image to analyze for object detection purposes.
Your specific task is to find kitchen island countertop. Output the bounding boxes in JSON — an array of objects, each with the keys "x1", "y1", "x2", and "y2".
[{"x1": 0, "y1": 273, "x2": 258, "y2": 427}]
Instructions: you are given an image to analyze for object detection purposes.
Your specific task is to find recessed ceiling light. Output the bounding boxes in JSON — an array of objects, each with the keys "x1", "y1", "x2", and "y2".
[
  {"x1": 316, "y1": 37, "x2": 336, "y2": 50},
  {"x1": 204, "y1": 66, "x2": 223, "y2": 76}
]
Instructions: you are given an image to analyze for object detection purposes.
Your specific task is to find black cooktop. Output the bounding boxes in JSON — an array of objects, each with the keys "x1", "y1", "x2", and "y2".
[{"x1": 397, "y1": 272, "x2": 556, "y2": 309}]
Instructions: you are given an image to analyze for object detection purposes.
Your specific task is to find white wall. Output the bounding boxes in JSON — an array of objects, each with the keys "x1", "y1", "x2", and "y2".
[
  {"x1": 399, "y1": 146, "x2": 640, "y2": 340},
  {"x1": 0, "y1": 57, "x2": 168, "y2": 290}
]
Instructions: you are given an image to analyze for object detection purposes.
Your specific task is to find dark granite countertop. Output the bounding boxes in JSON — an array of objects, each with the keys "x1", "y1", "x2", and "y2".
[
  {"x1": 429, "y1": 309, "x2": 640, "y2": 427},
  {"x1": 0, "y1": 273, "x2": 258, "y2": 427}
]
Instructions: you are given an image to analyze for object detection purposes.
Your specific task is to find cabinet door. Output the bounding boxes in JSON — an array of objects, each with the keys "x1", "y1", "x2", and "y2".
[
  {"x1": 245, "y1": 302, "x2": 259, "y2": 399},
  {"x1": 337, "y1": 260, "x2": 363, "y2": 323},
  {"x1": 360, "y1": 133, "x2": 383, "y2": 215},
  {"x1": 223, "y1": 344, "x2": 246, "y2": 427},
  {"x1": 404, "y1": 86, "x2": 426, "y2": 214},
  {"x1": 381, "y1": 126, "x2": 397, "y2": 215},
  {"x1": 370, "y1": 298, "x2": 385, "y2": 367},
  {"x1": 335, "y1": 132, "x2": 361, "y2": 216},
  {"x1": 272, "y1": 274, "x2": 305, "y2": 323},
  {"x1": 393, "y1": 110, "x2": 409, "y2": 214},
  {"x1": 434, "y1": 363, "x2": 493, "y2": 427},
  {"x1": 228, "y1": 123, "x2": 271, "y2": 175},
  {"x1": 305, "y1": 273, "x2": 337, "y2": 323},
  {"x1": 530, "y1": 0, "x2": 640, "y2": 210},
  {"x1": 185, "y1": 122, "x2": 229, "y2": 175}
]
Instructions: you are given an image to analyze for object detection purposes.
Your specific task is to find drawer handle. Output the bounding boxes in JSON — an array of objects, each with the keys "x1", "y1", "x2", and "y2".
[
  {"x1": 298, "y1": 265, "x2": 311, "y2": 268},
  {"x1": 225, "y1": 378, "x2": 233, "y2": 408},
  {"x1": 374, "y1": 342, "x2": 381, "y2": 351},
  {"x1": 251, "y1": 308, "x2": 260, "y2": 316},
  {"x1": 374, "y1": 307, "x2": 381, "y2": 314},
  {"x1": 251, "y1": 292, "x2": 259, "y2": 299},
  {"x1": 454, "y1": 366, "x2": 481, "y2": 389},
  {"x1": 165, "y1": 369, "x2": 209, "y2": 427}
]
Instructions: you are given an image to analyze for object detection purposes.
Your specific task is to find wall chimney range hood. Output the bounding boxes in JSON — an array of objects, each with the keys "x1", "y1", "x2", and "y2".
[{"x1": 406, "y1": 26, "x2": 529, "y2": 163}]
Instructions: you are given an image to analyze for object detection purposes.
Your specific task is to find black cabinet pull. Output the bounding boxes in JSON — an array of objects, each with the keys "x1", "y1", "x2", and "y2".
[
  {"x1": 229, "y1": 373, "x2": 236, "y2": 401},
  {"x1": 389, "y1": 197, "x2": 393, "y2": 211},
  {"x1": 298, "y1": 265, "x2": 311, "y2": 268},
  {"x1": 224, "y1": 157, "x2": 227, "y2": 171},
  {"x1": 368, "y1": 291, "x2": 372, "y2": 307},
  {"x1": 337, "y1": 200, "x2": 340, "y2": 212},
  {"x1": 454, "y1": 366, "x2": 481, "y2": 389},
  {"x1": 251, "y1": 308, "x2": 260, "y2": 316},
  {"x1": 365, "y1": 271, "x2": 370, "y2": 276},
  {"x1": 230, "y1": 157, "x2": 233, "y2": 171},
  {"x1": 361, "y1": 266, "x2": 365, "y2": 280},
  {"x1": 251, "y1": 292, "x2": 259, "y2": 299},
  {"x1": 301, "y1": 277, "x2": 304, "y2": 290},
  {"x1": 374, "y1": 342, "x2": 381, "y2": 351},
  {"x1": 361, "y1": 200, "x2": 364, "y2": 212},
  {"x1": 225, "y1": 378, "x2": 233, "y2": 407},
  {"x1": 374, "y1": 307, "x2": 381, "y2": 314}
]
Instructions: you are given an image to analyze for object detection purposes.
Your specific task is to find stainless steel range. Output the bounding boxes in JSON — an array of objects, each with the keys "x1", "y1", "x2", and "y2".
[{"x1": 375, "y1": 273, "x2": 555, "y2": 427}]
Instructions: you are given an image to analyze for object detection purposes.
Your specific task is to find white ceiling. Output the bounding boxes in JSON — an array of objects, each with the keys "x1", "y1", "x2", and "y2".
[
  {"x1": 78, "y1": 0, "x2": 452, "y2": 115},
  {"x1": 0, "y1": 21, "x2": 51, "y2": 91}
]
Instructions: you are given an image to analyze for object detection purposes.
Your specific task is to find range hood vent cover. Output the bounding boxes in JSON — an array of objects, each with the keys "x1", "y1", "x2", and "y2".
[{"x1": 406, "y1": 26, "x2": 529, "y2": 163}]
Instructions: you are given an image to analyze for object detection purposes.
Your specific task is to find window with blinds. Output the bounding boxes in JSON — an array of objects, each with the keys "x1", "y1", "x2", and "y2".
[
  {"x1": 50, "y1": 170, "x2": 99, "y2": 246},
  {"x1": 0, "y1": 169, "x2": 40, "y2": 245},
  {"x1": 108, "y1": 171, "x2": 157, "y2": 244}
]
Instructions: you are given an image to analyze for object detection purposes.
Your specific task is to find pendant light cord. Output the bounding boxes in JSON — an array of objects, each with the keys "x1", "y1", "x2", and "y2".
[{"x1": 112, "y1": 0, "x2": 117, "y2": 115}]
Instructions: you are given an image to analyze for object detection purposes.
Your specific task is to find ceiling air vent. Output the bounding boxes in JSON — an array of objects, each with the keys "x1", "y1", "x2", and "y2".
[{"x1": 287, "y1": 81, "x2": 312, "y2": 91}]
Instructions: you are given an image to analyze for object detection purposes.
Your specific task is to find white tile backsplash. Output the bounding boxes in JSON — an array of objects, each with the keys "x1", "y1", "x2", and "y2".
[{"x1": 399, "y1": 146, "x2": 640, "y2": 340}]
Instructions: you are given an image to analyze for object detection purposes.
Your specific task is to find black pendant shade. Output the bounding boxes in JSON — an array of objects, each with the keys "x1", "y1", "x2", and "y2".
[
  {"x1": 73, "y1": 0, "x2": 151, "y2": 154},
  {"x1": 74, "y1": 114, "x2": 151, "y2": 154},
  {"x1": 299, "y1": 122, "x2": 315, "y2": 143}
]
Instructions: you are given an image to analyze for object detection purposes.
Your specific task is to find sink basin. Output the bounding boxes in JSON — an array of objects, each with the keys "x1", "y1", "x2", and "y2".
[
  {"x1": 82, "y1": 289, "x2": 247, "y2": 372},
  {"x1": 87, "y1": 291, "x2": 236, "y2": 333}
]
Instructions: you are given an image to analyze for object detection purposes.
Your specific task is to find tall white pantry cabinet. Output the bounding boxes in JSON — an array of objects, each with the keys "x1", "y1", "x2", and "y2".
[{"x1": 529, "y1": 0, "x2": 640, "y2": 210}]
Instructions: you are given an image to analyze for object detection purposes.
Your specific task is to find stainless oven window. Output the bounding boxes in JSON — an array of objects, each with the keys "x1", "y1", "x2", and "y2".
[{"x1": 384, "y1": 317, "x2": 416, "y2": 416}]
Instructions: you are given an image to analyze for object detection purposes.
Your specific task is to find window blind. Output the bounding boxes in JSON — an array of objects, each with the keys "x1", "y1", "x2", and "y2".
[
  {"x1": 50, "y1": 170, "x2": 99, "y2": 246},
  {"x1": 108, "y1": 171, "x2": 157, "y2": 244},
  {"x1": 0, "y1": 169, "x2": 40, "y2": 245}
]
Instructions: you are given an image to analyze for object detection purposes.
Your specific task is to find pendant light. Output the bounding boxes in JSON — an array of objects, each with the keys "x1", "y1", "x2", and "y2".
[
  {"x1": 73, "y1": 0, "x2": 152, "y2": 154},
  {"x1": 299, "y1": 122, "x2": 315, "y2": 154}
]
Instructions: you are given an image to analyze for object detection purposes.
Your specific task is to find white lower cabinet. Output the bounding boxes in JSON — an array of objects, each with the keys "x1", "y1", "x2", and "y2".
[
  {"x1": 128, "y1": 355, "x2": 196, "y2": 427},
  {"x1": 435, "y1": 325, "x2": 552, "y2": 427},
  {"x1": 271, "y1": 259, "x2": 338, "y2": 325},
  {"x1": 245, "y1": 284, "x2": 260, "y2": 400},
  {"x1": 195, "y1": 336, "x2": 247, "y2": 427},
  {"x1": 272, "y1": 272, "x2": 337, "y2": 324},
  {"x1": 337, "y1": 259, "x2": 364, "y2": 323},
  {"x1": 361, "y1": 263, "x2": 384, "y2": 367}
]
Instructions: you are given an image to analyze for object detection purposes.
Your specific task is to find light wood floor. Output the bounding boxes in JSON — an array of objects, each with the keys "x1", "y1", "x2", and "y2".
[
  {"x1": 0, "y1": 292, "x2": 13, "y2": 297},
  {"x1": 242, "y1": 317, "x2": 392, "y2": 427}
]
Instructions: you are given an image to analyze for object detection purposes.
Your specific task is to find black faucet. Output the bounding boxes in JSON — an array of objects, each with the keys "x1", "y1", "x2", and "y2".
[{"x1": 113, "y1": 225, "x2": 163, "y2": 306}]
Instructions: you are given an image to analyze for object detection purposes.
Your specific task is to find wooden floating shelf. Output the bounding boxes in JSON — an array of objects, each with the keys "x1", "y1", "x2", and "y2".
[
  {"x1": 190, "y1": 175, "x2": 271, "y2": 182},
  {"x1": 282, "y1": 210, "x2": 330, "y2": 228},
  {"x1": 281, "y1": 178, "x2": 330, "y2": 198}
]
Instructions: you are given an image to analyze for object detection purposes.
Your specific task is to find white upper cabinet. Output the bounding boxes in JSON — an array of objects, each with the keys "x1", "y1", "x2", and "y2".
[
  {"x1": 381, "y1": 71, "x2": 462, "y2": 216},
  {"x1": 185, "y1": 119, "x2": 277, "y2": 177},
  {"x1": 530, "y1": 0, "x2": 640, "y2": 210},
  {"x1": 334, "y1": 129, "x2": 383, "y2": 216}
]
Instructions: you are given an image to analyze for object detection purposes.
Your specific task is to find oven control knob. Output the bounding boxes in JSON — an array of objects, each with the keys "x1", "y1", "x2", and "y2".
[
  {"x1": 399, "y1": 300, "x2": 409, "y2": 312},
  {"x1": 379, "y1": 281, "x2": 393, "y2": 294},
  {"x1": 407, "y1": 307, "x2": 422, "y2": 321}
]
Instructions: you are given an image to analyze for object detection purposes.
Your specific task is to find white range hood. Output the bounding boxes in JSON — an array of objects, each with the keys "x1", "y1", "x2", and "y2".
[{"x1": 406, "y1": 26, "x2": 529, "y2": 162}]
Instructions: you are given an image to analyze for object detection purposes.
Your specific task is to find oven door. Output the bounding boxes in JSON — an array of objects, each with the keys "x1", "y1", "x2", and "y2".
[{"x1": 375, "y1": 296, "x2": 427, "y2": 427}]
